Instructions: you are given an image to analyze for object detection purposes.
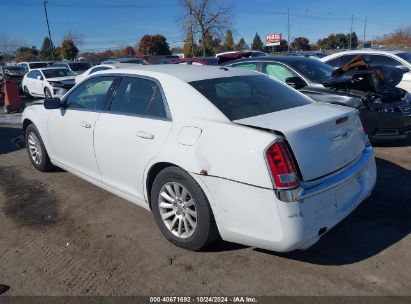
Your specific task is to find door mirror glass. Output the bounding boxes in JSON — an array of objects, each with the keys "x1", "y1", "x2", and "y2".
[
  {"x1": 44, "y1": 97, "x2": 61, "y2": 109},
  {"x1": 286, "y1": 76, "x2": 307, "y2": 89},
  {"x1": 36, "y1": 75, "x2": 43, "y2": 80}
]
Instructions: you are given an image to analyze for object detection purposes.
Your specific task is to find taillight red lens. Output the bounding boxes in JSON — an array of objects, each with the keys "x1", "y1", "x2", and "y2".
[{"x1": 265, "y1": 141, "x2": 300, "y2": 189}]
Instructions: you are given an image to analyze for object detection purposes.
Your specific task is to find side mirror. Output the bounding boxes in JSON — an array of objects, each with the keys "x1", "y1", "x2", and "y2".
[
  {"x1": 396, "y1": 65, "x2": 410, "y2": 73},
  {"x1": 286, "y1": 76, "x2": 307, "y2": 89},
  {"x1": 44, "y1": 98, "x2": 61, "y2": 109},
  {"x1": 36, "y1": 75, "x2": 43, "y2": 80}
]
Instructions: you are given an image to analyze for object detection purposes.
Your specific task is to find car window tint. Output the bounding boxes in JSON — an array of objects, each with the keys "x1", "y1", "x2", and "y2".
[
  {"x1": 264, "y1": 63, "x2": 298, "y2": 82},
  {"x1": 66, "y1": 76, "x2": 116, "y2": 111},
  {"x1": 233, "y1": 63, "x2": 257, "y2": 71},
  {"x1": 27, "y1": 71, "x2": 34, "y2": 78},
  {"x1": 367, "y1": 55, "x2": 402, "y2": 67},
  {"x1": 190, "y1": 75, "x2": 311, "y2": 120},
  {"x1": 328, "y1": 54, "x2": 357, "y2": 67},
  {"x1": 109, "y1": 77, "x2": 167, "y2": 118}
]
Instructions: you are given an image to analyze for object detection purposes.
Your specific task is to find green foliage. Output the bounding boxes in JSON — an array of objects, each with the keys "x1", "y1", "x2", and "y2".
[
  {"x1": 40, "y1": 37, "x2": 54, "y2": 60},
  {"x1": 223, "y1": 29, "x2": 235, "y2": 51},
  {"x1": 347, "y1": 32, "x2": 359, "y2": 49},
  {"x1": 138, "y1": 34, "x2": 171, "y2": 55},
  {"x1": 291, "y1": 37, "x2": 311, "y2": 51},
  {"x1": 234, "y1": 37, "x2": 249, "y2": 51},
  {"x1": 251, "y1": 33, "x2": 264, "y2": 51},
  {"x1": 15, "y1": 46, "x2": 39, "y2": 62},
  {"x1": 61, "y1": 38, "x2": 79, "y2": 60}
]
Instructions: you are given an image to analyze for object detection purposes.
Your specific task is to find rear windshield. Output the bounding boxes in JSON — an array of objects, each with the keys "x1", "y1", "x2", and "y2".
[
  {"x1": 29, "y1": 62, "x2": 50, "y2": 69},
  {"x1": 42, "y1": 68, "x2": 76, "y2": 78},
  {"x1": 68, "y1": 62, "x2": 92, "y2": 71},
  {"x1": 189, "y1": 75, "x2": 311, "y2": 120}
]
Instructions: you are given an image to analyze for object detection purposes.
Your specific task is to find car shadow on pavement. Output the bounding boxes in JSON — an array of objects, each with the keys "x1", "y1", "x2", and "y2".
[
  {"x1": 0, "y1": 125, "x2": 24, "y2": 155},
  {"x1": 256, "y1": 157, "x2": 411, "y2": 265}
]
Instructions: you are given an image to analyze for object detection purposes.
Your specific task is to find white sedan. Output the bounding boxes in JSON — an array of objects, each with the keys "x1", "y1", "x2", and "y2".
[
  {"x1": 22, "y1": 65, "x2": 377, "y2": 252},
  {"x1": 21, "y1": 67, "x2": 76, "y2": 98}
]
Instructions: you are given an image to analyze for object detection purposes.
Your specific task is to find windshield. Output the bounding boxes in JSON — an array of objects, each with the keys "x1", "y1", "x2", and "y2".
[
  {"x1": 290, "y1": 59, "x2": 335, "y2": 83},
  {"x1": 29, "y1": 62, "x2": 50, "y2": 69},
  {"x1": 3, "y1": 67, "x2": 25, "y2": 73},
  {"x1": 42, "y1": 68, "x2": 76, "y2": 78},
  {"x1": 68, "y1": 62, "x2": 92, "y2": 71},
  {"x1": 189, "y1": 75, "x2": 311, "y2": 120},
  {"x1": 397, "y1": 52, "x2": 411, "y2": 64}
]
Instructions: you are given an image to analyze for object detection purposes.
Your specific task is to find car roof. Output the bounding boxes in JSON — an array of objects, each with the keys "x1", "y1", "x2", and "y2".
[
  {"x1": 224, "y1": 55, "x2": 317, "y2": 65},
  {"x1": 326, "y1": 49, "x2": 407, "y2": 56},
  {"x1": 34, "y1": 67, "x2": 69, "y2": 71},
  {"x1": 94, "y1": 64, "x2": 258, "y2": 82}
]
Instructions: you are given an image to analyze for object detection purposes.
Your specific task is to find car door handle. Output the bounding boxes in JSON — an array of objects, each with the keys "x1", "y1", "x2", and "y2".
[
  {"x1": 135, "y1": 131, "x2": 154, "y2": 140},
  {"x1": 80, "y1": 121, "x2": 91, "y2": 128}
]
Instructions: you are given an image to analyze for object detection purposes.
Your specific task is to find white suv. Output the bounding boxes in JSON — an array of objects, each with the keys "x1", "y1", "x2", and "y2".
[{"x1": 321, "y1": 49, "x2": 411, "y2": 92}]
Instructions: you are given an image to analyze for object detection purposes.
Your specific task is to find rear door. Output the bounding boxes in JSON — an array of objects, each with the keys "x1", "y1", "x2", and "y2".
[
  {"x1": 47, "y1": 76, "x2": 118, "y2": 179},
  {"x1": 94, "y1": 76, "x2": 172, "y2": 202}
]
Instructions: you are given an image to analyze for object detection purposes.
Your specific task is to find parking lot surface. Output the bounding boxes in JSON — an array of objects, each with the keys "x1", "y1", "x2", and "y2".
[{"x1": 0, "y1": 115, "x2": 410, "y2": 295}]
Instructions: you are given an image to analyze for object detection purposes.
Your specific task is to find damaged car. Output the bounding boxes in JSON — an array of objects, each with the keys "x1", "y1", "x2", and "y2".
[
  {"x1": 225, "y1": 55, "x2": 411, "y2": 140},
  {"x1": 22, "y1": 65, "x2": 376, "y2": 252}
]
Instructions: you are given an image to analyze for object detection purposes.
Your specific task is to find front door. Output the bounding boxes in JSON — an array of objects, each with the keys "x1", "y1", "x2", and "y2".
[{"x1": 47, "y1": 76, "x2": 118, "y2": 179}]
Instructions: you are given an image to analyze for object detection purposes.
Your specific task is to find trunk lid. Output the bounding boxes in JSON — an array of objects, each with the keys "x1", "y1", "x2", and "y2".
[{"x1": 234, "y1": 103, "x2": 365, "y2": 181}]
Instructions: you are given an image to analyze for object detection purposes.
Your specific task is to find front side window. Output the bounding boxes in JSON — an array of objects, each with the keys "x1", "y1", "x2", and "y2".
[
  {"x1": 233, "y1": 62, "x2": 257, "y2": 71},
  {"x1": 109, "y1": 77, "x2": 167, "y2": 118},
  {"x1": 290, "y1": 60, "x2": 334, "y2": 83},
  {"x1": 66, "y1": 76, "x2": 116, "y2": 111},
  {"x1": 263, "y1": 63, "x2": 298, "y2": 83},
  {"x1": 190, "y1": 75, "x2": 311, "y2": 120},
  {"x1": 326, "y1": 54, "x2": 357, "y2": 67},
  {"x1": 26, "y1": 71, "x2": 35, "y2": 78}
]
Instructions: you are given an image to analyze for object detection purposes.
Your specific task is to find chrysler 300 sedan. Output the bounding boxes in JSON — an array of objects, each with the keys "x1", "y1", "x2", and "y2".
[{"x1": 22, "y1": 65, "x2": 377, "y2": 252}]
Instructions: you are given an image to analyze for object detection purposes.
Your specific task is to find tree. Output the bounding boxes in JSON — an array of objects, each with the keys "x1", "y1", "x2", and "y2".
[
  {"x1": 347, "y1": 31, "x2": 359, "y2": 49},
  {"x1": 223, "y1": 29, "x2": 234, "y2": 51},
  {"x1": 40, "y1": 37, "x2": 54, "y2": 60},
  {"x1": 179, "y1": 0, "x2": 233, "y2": 56},
  {"x1": 123, "y1": 46, "x2": 136, "y2": 56},
  {"x1": 61, "y1": 38, "x2": 79, "y2": 60},
  {"x1": 335, "y1": 33, "x2": 347, "y2": 49},
  {"x1": 15, "y1": 46, "x2": 38, "y2": 62},
  {"x1": 183, "y1": 31, "x2": 197, "y2": 57},
  {"x1": 291, "y1": 37, "x2": 311, "y2": 51},
  {"x1": 138, "y1": 34, "x2": 171, "y2": 55},
  {"x1": 234, "y1": 37, "x2": 249, "y2": 51},
  {"x1": 251, "y1": 33, "x2": 263, "y2": 51}
]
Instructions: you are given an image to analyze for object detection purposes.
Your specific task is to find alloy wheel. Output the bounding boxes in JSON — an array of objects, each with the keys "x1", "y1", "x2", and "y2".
[
  {"x1": 158, "y1": 182, "x2": 197, "y2": 239},
  {"x1": 27, "y1": 132, "x2": 43, "y2": 165}
]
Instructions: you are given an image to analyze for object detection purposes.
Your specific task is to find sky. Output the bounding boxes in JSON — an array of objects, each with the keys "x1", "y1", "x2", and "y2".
[{"x1": 0, "y1": 0, "x2": 410, "y2": 53}]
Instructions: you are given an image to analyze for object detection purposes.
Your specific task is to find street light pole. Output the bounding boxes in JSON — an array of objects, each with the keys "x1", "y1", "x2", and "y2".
[{"x1": 43, "y1": 0, "x2": 54, "y2": 59}]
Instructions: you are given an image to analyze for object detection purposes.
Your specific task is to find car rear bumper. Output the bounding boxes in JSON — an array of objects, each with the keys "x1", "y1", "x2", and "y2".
[{"x1": 193, "y1": 146, "x2": 376, "y2": 252}]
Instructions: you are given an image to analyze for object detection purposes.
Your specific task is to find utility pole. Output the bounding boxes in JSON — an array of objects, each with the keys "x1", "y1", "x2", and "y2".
[
  {"x1": 349, "y1": 14, "x2": 353, "y2": 49},
  {"x1": 287, "y1": 8, "x2": 290, "y2": 52},
  {"x1": 363, "y1": 17, "x2": 367, "y2": 48},
  {"x1": 43, "y1": 0, "x2": 54, "y2": 59}
]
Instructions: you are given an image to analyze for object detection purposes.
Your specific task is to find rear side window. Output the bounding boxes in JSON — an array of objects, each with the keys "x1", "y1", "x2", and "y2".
[
  {"x1": 367, "y1": 55, "x2": 402, "y2": 67},
  {"x1": 109, "y1": 77, "x2": 167, "y2": 118},
  {"x1": 189, "y1": 75, "x2": 311, "y2": 120},
  {"x1": 232, "y1": 63, "x2": 257, "y2": 71}
]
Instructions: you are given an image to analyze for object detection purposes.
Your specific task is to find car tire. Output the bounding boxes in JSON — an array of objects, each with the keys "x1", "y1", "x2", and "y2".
[
  {"x1": 151, "y1": 166, "x2": 219, "y2": 251},
  {"x1": 44, "y1": 87, "x2": 52, "y2": 99},
  {"x1": 25, "y1": 124, "x2": 54, "y2": 172},
  {"x1": 23, "y1": 86, "x2": 33, "y2": 99}
]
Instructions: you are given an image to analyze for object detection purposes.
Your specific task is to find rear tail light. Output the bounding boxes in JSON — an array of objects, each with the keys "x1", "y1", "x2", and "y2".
[{"x1": 265, "y1": 140, "x2": 300, "y2": 189}]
